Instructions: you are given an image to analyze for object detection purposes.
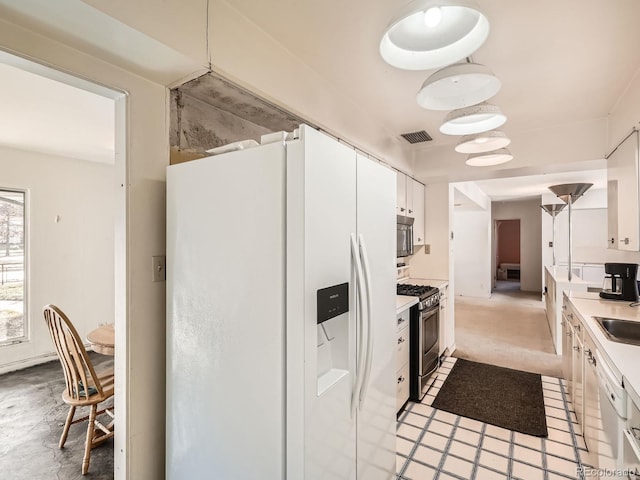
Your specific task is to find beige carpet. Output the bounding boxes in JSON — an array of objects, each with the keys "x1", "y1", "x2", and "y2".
[{"x1": 453, "y1": 287, "x2": 563, "y2": 378}]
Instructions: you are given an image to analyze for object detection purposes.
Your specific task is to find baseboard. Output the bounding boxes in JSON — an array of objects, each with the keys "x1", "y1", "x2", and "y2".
[
  {"x1": 0, "y1": 352, "x2": 58, "y2": 375},
  {"x1": 443, "y1": 343, "x2": 457, "y2": 357}
]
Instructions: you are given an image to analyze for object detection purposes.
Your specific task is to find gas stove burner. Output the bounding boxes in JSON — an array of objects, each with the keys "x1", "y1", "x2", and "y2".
[
  {"x1": 397, "y1": 284, "x2": 433, "y2": 295},
  {"x1": 397, "y1": 284, "x2": 433, "y2": 297}
]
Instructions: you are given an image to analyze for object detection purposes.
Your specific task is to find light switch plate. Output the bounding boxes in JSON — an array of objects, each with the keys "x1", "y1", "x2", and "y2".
[
  {"x1": 424, "y1": 244, "x2": 431, "y2": 254},
  {"x1": 152, "y1": 255, "x2": 166, "y2": 282}
]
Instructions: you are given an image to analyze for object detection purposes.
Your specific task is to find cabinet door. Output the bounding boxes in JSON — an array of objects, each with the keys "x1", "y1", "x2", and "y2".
[
  {"x1": 572, "y1": 334, "x2": 584, "y2": 431},
  {"x1": 412, "y1": 180, "x2": 425, "y2": 245},
  {"x1": 406, "y1": 176, "x2": 414, "y2": 217},
  {"x1": 396, "y1": 326, "x2": 409, "y2": 371},
  {"x1": 607, "y1": 130, "x2": 639, "y2": 251},
  {"x1": 583, "y1": 333, "x2": 600, "y2": 468},
  {"x1": 439, "y1": 286, "x2": 449, "y2": 355},
  {"x1": 396, "y1": 172, "x2": 407, "y2": 215},
  {"x1": 561, "y1": 315, "x2": 573, "y2": 385},
  {"x1": 439, "y1": 294, "x2": 446, "y2": 355}
]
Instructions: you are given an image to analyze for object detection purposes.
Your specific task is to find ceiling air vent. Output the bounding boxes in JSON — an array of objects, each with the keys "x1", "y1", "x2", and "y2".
[{"x1": 401, "y1": 130, "x2": 432, "y2": 144}]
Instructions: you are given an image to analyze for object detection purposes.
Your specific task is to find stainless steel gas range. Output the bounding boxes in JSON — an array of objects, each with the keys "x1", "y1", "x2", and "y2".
[{"x1": 396, "y1": 283, "x2": 440, "y2": 401}]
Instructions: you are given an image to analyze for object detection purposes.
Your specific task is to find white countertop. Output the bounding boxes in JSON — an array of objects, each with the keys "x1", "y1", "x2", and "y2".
[
  {"x1": 396, "y1": 295, "x2": 418, "y2": 314},
  {"x1": 565, "y1": 290, "x2": 640, "y2": 406}
]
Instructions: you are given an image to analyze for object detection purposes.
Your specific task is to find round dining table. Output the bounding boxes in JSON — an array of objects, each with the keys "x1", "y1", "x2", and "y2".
[{"x1": 86, "y1": 323, "x2": 115, "y2": 356}]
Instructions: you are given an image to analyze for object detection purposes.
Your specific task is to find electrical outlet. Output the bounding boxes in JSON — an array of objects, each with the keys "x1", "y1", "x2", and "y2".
[
  {"x1": 424, "y1": 244, "x2": 431, "y2": 254},
  {"x1": 152, "y1": 255, "x2": 166, "y2": 282},
  {"x1": 548, "y1": 241, "x2": 553, "y2": 247}
]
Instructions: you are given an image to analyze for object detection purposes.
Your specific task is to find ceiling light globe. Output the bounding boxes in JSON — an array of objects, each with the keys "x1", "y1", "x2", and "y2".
[
  {"x1": 455, "y1": 130, "x2": 511, "y2": 153},
  {"x1": 424, "y1": 7, "x2": 443, "y2": 27},
  {"x1": 380, "y1": 0, "x2": 490, "y2": 70},
  {"x1": 465, "y1": 148, "x2": 513, "y2": 167},
  {"x1": 416, "y1": 63, "x2": 501, "y2": 110},
  {"x1": 440, "y1": 102, "x2": 506, "y2": 135}
]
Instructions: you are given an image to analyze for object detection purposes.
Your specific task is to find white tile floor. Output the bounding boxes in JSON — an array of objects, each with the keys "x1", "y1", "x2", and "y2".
[{"x1": 396, "y1": 358, "x2": 588, "y2": 480}]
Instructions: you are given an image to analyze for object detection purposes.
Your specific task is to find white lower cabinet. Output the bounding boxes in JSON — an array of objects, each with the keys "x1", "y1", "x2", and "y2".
[
  {"x1": 623, "y1": 395, "x2": 640, "y2": 475},
  {"x1": 562, "y1": 295, "x2": 604, "y2": 468},
  {"x1": 396, "y1": 308, "x2": 411, "y2": 413}
]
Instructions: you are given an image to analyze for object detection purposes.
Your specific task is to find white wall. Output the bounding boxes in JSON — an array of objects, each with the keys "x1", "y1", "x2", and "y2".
[
  {"x1": 0, "y1": 17, "x2": 170, "y2": 480},
  {"x1": 408, "y1": 182, "x2": 450, "y2": 279},
  {"x1": 453, "y1": 208, "x2": 492, "y2": 297},
  {"x1": 206, "y1": 1, "x2": 414, "y2": 174},
  {"x1": 449, "y1": 182, "x2": 491, "y2": 298},
  {"x1": 541, "y1": 189, "x2": 608, "y2": 267},
  {"x1": 0, "y1": 146, "x2": 114, "y2": 371},
  {"x1": 541, "y1": 186, "x2": 640, "y2": 267},
  {"x1": 82, "y1": 0, "x2": 415, "y2": 173},
  {"x1": 492, "y1": 199, "x2": 542, "y2": 293}
]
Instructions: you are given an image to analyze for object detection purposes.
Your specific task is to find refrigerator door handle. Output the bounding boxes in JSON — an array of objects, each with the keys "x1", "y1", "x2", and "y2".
[
  {"x1": 350, "y1": 233, "x2": 366, "y2": 418},
  {"x1": 358, "y1": 234, "x2": 374, "y2": 408}
]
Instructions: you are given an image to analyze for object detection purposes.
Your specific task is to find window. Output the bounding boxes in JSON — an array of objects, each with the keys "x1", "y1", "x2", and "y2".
[{"x1": 0, "y1": 189, "x2": 26, "y2": 344}]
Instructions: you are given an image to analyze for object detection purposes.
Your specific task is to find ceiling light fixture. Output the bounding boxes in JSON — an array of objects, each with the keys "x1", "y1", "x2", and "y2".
[
  {"x1": 540, "y1": 204, "x2": 567, "y2": 266},
  {"x1": 465, "y1": 148, "x2": 513, "y2": 166},
  {"x1": 440, "y1": 102, "x2": 506, "y2": 135},
  {"x1": 417, "y1": 62, "x2": 501, "y2": 110},
  {"x1": 455, "y1": 130, "x2": 510, "y2": 153},
  {"x1": 380, "y1": 0, "x2": 490, "y2": 70}
]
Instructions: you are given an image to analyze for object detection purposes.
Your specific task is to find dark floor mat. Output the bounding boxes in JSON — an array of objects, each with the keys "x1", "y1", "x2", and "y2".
[{"x1": 431, "y1": 358, "x2": 548, "y2": 437}]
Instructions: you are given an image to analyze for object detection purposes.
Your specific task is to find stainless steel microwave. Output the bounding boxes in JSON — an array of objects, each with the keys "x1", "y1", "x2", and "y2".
[{"x1": 397, "y1": 215, "x2": 414, "y2": 257}]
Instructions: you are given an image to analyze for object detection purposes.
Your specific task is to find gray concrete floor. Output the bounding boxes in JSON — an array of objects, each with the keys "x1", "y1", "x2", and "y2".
[{"x1": 0, "y1": 354, "x2": 114, "y2": 479}]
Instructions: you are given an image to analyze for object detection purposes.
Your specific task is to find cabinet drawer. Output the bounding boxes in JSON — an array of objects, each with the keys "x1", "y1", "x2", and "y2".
[
  {"x1": 396, "y1": 362, "x2": 410, "y2": 412},
  {"x1": 396, "y1": 308, "x2": 410, "y2": 331},
  {"x1": 563, "y1": 300, "x2": 583, "y2": 342},
  {"x1": 396, "y1": 326, "x2": 409, "y2": 371}
]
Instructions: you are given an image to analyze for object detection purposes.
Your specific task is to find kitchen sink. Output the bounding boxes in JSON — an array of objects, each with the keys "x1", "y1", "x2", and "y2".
[{"x1": 594, "y1": 317, "x2": 640, "y2": 346}]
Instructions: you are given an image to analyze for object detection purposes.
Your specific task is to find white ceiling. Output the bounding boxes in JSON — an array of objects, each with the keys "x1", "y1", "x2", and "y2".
[
  {"x1": 225, "y1": 0, "x2": 640, "y2": 175},
  {"x1": 1, "y1": 0, "x2": 637, "y2": 195},
  {"x1": 0, "y1": 61, "x2": 115, "y2": 164},
  {"x1": 472, "y1": 168, "x2": 607, "y2": 201},
  {"x1": 226, "y1": 0, "x2": 640, "y2": 141}
]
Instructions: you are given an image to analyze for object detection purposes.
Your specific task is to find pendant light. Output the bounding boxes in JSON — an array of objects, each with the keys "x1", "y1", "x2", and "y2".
[
  {"x1": 417, "y1": 62, "x2": 501, "y2": 110},
  {"x1": 548, "y1": 183, "x2": 593, "y2": 281},
  {"x1": 455, "y1": 130, "x2": 510, "y2": 153},
  {"x1": 465, "y1": 148, "x2": 513, "y2": 166},
  {"x1": 440, "y1": 102, "x2": 506, "y2": 135},
  {"x1": 380, "y1": 0, "x2": 490, "y2": 71},
  {"x1": 540, "y1": 204, "x2": 567, "y2": 266}
]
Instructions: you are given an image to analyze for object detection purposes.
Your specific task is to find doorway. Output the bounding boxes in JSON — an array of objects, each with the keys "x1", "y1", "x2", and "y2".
[
  {"x1": 494, "y1": 219, "x2": 521, "y2": 292},
  {"x1": 0, "y1": 49, "x2": 125, "y2": 478}
]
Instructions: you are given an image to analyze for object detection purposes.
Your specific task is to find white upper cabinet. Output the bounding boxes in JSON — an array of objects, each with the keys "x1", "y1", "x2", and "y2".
[
  {"x1": 412, "y1": 181, "x2": 425, "y2": 245},
  {"x1": 395, "y1": 171, "x2": 425, "y2": 246},
  {"x1": 607, "y1": 130, "x2": 639, "y2": 251}
]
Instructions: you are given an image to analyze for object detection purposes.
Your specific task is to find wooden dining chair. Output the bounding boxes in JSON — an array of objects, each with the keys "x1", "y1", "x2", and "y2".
[{"x1": 43, "y1": 304, "x2": 115, "y2": 475}]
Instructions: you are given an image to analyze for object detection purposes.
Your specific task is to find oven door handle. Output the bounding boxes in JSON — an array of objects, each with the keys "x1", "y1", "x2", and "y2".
[
  {"x1": 350, "y1": 233, "x2": 366, "y2": 418},
  {"x1": 358, "y1": 234, "x2": 373, "y2": 408}
]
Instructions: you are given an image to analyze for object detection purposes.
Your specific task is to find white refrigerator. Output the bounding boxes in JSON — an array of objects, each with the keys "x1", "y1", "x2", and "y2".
[{"x1": 166, "y1": 125, "x2": 396, "y2": 480}]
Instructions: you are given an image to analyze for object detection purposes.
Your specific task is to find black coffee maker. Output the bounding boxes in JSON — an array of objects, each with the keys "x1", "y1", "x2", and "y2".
[{"x1": 599, "y1": 263, "x2": 639, "y2": 301}]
